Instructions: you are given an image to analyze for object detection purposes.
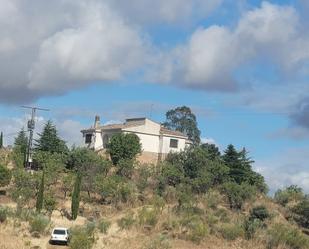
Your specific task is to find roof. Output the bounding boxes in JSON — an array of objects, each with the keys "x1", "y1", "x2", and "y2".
[
  {"x1": 81, "y1": 117, "x2": 188, "y2": 139},
  {"x1": 159, "y1": 127, "x2": 187, "y2": 138}
]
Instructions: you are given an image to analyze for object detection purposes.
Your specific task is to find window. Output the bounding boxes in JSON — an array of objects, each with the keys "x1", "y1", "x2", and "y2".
[
  {"x1": 103, "y1": 134, "x2": 109, "y2": 148},
  {"x1": 170, "y1": 139, "x2": 178, "y2": 148},
  {"x1": 85, "y1": 134, "x2": 92, "y2": 144}
]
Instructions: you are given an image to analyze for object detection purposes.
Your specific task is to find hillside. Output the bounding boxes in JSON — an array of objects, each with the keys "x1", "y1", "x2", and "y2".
[{"x1": 0, "y1": 144, "x2": 309, "y2": 249}]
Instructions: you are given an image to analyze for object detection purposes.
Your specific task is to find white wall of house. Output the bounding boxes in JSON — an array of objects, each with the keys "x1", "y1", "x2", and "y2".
[
  {"x1": 82, "y1": 118, "x2": 189, "y2": 156},
  {"x1": 161, "y1": 136, "x2": 186, "y2": 154}
]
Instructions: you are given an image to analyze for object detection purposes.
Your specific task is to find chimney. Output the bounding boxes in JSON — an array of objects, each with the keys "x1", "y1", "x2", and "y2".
[{"x1": 94, "y1": 115, "x2": 100, "y2": 128}]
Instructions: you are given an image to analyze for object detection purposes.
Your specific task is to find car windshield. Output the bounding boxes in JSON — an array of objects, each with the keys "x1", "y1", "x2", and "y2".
[{"x1": 53, "y1": 229, "x2": 66, "y2": 235}]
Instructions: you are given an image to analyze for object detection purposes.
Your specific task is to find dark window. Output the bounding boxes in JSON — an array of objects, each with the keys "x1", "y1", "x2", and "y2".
[
  {"x1": 85, "y1": 134, "x2": 92, "y2": 144},
  {"x1": 170, "y1": 139, "x2": 178, "y2": 148},
  {"x1": 103, "y1": 134, "x2": 109, "y2": 148},
  {"x1": 53, "y1": 229, "x2": 66, "y2": 235}
]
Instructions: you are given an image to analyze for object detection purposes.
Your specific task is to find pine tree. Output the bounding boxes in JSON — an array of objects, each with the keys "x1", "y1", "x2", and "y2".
[
  {"x1": 14, "y1": 128, "x2": 28, "y2": 154},
  {"x1": 71, "y1": 172, "x2": 82, "y2": 220},
  {"x1": 222, "y1": 144, "x2": 246, "y2": 184},
  {"x1": 36, "y1": 170, "x2": 45, "y2": 212},
  {"x1": 35, "y1": 120, "x2": 68, "y2": 154},
  {"x1": 0, "y1": 131, "x2": 3, "y2": 148}
]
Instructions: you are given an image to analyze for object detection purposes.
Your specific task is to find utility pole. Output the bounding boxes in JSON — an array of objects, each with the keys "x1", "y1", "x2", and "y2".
[{"x1": 21, "y1": 106, "x2": 49, "y2": 170}]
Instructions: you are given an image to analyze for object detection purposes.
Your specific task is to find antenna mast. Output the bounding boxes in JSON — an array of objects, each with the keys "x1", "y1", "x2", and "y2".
[{"x1": 21, "y1": 106, "x2": 49, "y2": 170}]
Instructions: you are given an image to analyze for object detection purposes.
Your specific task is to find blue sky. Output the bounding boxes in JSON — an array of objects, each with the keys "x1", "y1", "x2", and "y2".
[{"x1": 0, "y1": 0, "x2": 308, "y2": 193}]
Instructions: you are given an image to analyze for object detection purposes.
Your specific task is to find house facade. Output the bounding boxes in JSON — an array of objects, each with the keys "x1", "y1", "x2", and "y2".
[{"x1": 81, "y1": 116, "x2": 191, "y2": 163}]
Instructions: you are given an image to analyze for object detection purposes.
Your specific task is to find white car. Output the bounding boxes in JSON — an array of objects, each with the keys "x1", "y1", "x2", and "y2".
[{"x1": 50, "y1": 227, "x2": 70, "y2": 245}]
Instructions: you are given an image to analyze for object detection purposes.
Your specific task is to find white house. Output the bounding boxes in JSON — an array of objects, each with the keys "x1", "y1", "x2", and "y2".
[{"x1": 81, "y1": 116, "x2": 192, "y2": 163}]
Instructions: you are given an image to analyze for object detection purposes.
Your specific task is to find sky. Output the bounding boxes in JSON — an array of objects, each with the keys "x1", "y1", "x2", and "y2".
[{"x1": 0, "y1": 0, "x2": 309, "y2": 194}]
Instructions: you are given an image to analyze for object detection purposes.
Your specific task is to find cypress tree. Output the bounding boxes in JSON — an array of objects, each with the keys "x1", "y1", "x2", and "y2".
[
  {"x1": 71, "y1": 172, "x2": 82, "y2": 220},
  {"x1": 0, "y1": 131, "x2": 3, "y2": 148},
  {"x1": 36, "y1": 170, "x2": 45, "y2": 212}
]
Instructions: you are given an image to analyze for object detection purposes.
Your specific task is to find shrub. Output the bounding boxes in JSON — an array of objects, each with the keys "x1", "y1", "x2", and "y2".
[
  {"x1": 274, "y1": 185, "x2": 304, "y2": 207},
  {"x1": 179, "y1": 215, "x2": 208, "y2": 243},
  {"x1": 222, "y1": 182, "x2": 255, "y2": 210},
  {"x1": 143, "y1": 234, "x2": 171, "y2": 249},
  {"x1": 243, "y1": 218, "x2": 262, "y2": 240},
  {"x1": 267, "y1": 224, "x2": 309, "y2": 249},
  {"x1": 44, "y1": 193, "x2": 57, "y2": 214},
  {"x1": 117, "y1": 159, "x2": 135, "y2": 178},
  {"x1": 136, "y1": 165, "x2": 152, "y2": 193},
  {"x1": 218, "y1": 223, "x2": 243, "y2": 241},
  {"x1": 29, "y1": 215, "x2": 50, "y2": 234},
  {"x1": 203, "y1": 190, "x2": 221, "y2": 209},
  {"x1": 0, "y1": 164, "x2": 11, "y2": 187},
  {"x1": 69, "y1": 225, "x2": 95, "y2": 249},
  {"x1": 150, "y1": 195, "x2": 165, "y2": 213},
  {"x1": 138, "y1": 207, "x2": 159, "y2": 228},
  {"x1": 117, "y1": 212, "x2": 135, "y2": 230},
  {"x1": 291, "y1": 198, "x2": 309, "y2": 229},
  {"x1": 0, "y1": 207, "x2": 8, "y2": 223},
  {"x1": 97, "y1": 218, "x2": 111, "y2": 234},
  {"x1": 107, "y1": 133, "x2": 141, "y2": 165},
  {"x1": 249, "y1": 205, "x2": 270, "y2": 222}
]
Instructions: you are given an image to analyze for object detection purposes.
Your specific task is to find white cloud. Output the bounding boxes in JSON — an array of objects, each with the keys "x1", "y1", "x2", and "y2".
[
  {"x1": 105, "y1": 0, "x2": 223, "y2": 25},
  {"x1": 255, "y1": 147, "x2": 309, "y2": 194},
  {"x1": 0, "y1": 0, "x2": 148, "y2": 103},
  {"x1": 154, "y1": 2, "x2": 309, "y2": 91}
]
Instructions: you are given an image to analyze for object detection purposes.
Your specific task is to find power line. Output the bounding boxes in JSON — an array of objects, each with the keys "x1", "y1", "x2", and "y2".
[{"x1": 21, "y1": 106, "x2": 50, "y2": 170}]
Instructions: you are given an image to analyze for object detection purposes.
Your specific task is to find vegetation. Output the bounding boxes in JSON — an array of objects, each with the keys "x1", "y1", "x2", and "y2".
[
  {"x1": 0, "y1": 131, "x2": 3, "y2": 148},
  {"x1": 0, "y1": 164, "x2": 11, "y2": 188},
  {"x1": 71, "y1": 172, "x2": 82, "y2": 220},
  {"x1": 163, "y1": 106, "x2": 201, "y2": 144},
  {"x1": 107, "y1": 133, "x2": 141, "y2": 165},
  {"x1": 1, "y1": 112, "x2": 309, "y2": 249},
  {"x1": 69, "y1": 225, "x2": 95, "y2": 249},
  {"x1": 35, "y1": 120, "x2": 68, "y2": 154}
]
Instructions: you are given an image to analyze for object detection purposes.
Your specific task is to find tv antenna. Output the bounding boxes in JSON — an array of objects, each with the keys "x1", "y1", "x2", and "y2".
[{"x1": 21, "y1": 106, "x2": 50, "y2": 170}]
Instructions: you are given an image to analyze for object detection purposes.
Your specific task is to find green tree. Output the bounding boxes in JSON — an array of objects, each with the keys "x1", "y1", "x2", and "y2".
[
  {"x1": 201, "y1": 143, "x2": 221, "y2": 160},
  {"x1": 71, "y1": 172, "x2": 82, "y2": 220},
  {"x1": 12, "y1": 128, "x2": 28, "y2": 168},
  {"x1": 67, "y1": 147, "x2": 111, "y2": 197},
  {"x1": 163, "y1": 106, "x2": 201, "y2": 144},
  {"x1": 0, "y1": 164, "x2": 11, "y2": 188},
  {"x1": 222, "y1": 145, "x2": 250, "y2": 184},
  {"x1": 35, "y1": 120, "x2": 68, "y2": 154},
  {"x1": 107, "y1": 133, "x2": 141, "y2": 165},
  {"x1": 36, "y1": 170, "x2": 45, "y2": 212},
  {"x1": 0, "y1": 131, "x2": 3, "y2": 148}
]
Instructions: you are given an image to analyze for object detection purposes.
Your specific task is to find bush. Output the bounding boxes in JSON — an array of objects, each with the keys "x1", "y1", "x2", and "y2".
[
  {"x1": 117, "y1": 212, "x2": 135, "y2": 230},
  {"x1": 0, "y1": 207, "x2": 8, "y2": 223},
  {"x1": 249, "y1": 205, "x2": 270, "y2": 222},
  {"x1": 143, "y1": 234, "x2": 171, "y2": 249},
  {"x1": 97, "y1": 218, "x2": 111, "y2": 234},
  {"x1": 203, "y1": 190, "x2": 221, "y2": 209},
  {"x1": 29, "y1": 215, "x2": 50, "y2": 234},
  {"x1": 69, "y1": 225, "x2": 95, "y2": 249},
  {"x1": 218, "y1": 223, "x2": 243, "y2": 241},
  {"x1": 107, "y1": 133, "x2": 141, "y2": 165},
  {"x1": 222, "y1": 182, "x2": 255, "y2": 210},
  {"x1": 117, "y1": 159, "x2": 135, "y2": 178},
  {"x1": 274, "y1": 185, "x2": 304, "y2": 207},
  {"x1": 136, "y1": 165, "x2": 152, "y2": 194},
  {"x1": 243, "y1": 218, "x2": 262, "y2": 240},
  {"x1": 267, "y1": 224, "x2": 309, "y2": 249},
  {"x1": 138, "y1": 207, "x2": 159, "y2": 228},
  {"x1": 0, "y1": 164, "x2": 11, "y2": 187},
  {"x1": 291, "y1": 198, "x2": 309, "y2": 229},
  {"x1": 179, "y1": 215, "x2": 208, "y2": 243}
]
